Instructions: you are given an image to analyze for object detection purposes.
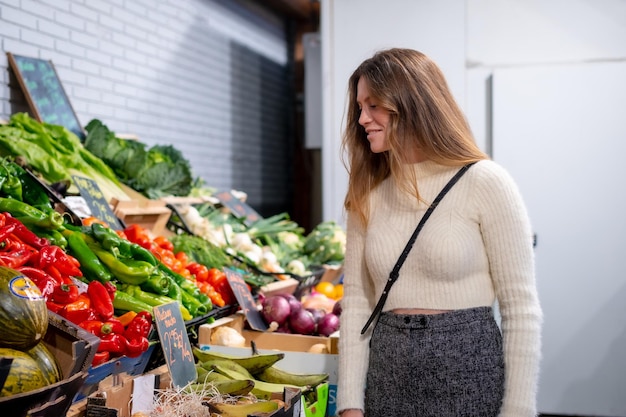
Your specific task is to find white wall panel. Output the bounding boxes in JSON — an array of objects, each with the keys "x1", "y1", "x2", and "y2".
[{"x1": 321, "y1": 0, "x2": 466, "y2": 225}]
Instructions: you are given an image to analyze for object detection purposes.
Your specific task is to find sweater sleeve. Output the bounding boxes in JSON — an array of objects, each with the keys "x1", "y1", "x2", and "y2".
[
  {"x1": 336, "y1": 210, "x2": 375, "y2": 413},
  {"x1": 475, "y1": 162, "x2": 543, "y2": 417}
]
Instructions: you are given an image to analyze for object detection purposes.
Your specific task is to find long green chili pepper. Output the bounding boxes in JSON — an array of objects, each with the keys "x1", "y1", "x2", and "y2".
[
  {"x1": 64, "y1": 230, "x2": 114, "y2": 282},
  {"x1": 123, "y1": 284, "x2": 175, "y2": 306},
  {"x1": 179, "y1": 288, "x2": 207, "y2": 317},
  {"x1": 165, "y1": 275, "x2": 183, "y2": 303},
  {"x1": 158, "y1": 263, "x2": 199, "y2": 295},
  {"x1": 130, "y1": 243, "x2": 158, "y2": 265},
  {"x1": 90, "y1": 246, "x2": 156, "y2": 285},
  {"x1": 119, "y1": 284, "x2": 191, "y2": 321},
  {"x1": 139, "y1": 272, "x2": 170, "y2": 295},
  {"x1": 112, "y1": 290, "x2": 154, "y2": 314},
  {"x1": 0, "y1": 197, "x2": 63, "y2": 230},
  {"x1": 31, "y1": 226, "x2": 68, "y2": 249},
  {"x1": 89, "y1": 223, "x2": 132, "y2": 256}
]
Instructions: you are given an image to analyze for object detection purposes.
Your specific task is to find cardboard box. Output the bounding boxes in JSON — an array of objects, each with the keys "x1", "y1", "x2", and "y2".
[
  {"x1": 198, "y1": 315, "x2": 339, "y2": 416},
  {"x1": 0, "y1": 311, "x2": 100, "y2": 417}
]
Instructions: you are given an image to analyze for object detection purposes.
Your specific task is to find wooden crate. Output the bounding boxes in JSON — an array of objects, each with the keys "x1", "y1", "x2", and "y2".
[{"x1": 110, "y1": 198, "x2": 171, "y2": 236}]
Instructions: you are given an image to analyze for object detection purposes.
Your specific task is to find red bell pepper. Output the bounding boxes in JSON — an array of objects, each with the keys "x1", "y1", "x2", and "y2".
[
  {"x1": 17, "y1": 266, "x2": 58, "y2": 298},
  {"x1": 46, "y1": 300, "x2": 64, "y2": 314},
  {"x1": 50, "y1": 277, "x2": 79, "y2": 304},
  {"x1": 124, "y1": 314, "x2": 151, "y2": 341},
  {"x1": 125, "y1": 336, "x2": 149, "y2": 358},
  {"x1": 101, "y1": 318, "x2": 125, "y2": 336},
  {"x1": 59, "y1": 293, "x2": 97, "y2": 324},
  {"x1": 80, "y1": 319, "x2": 104, "y2": 337},
  {"x1": 0, "y1": 237, "x2": 37, "y2": 268},
  {"x1": 103, "y1": 281, "x2": 117, "y2": 300},
  {"x1": 92, "y1": 351, "x2": 110, "y2": 367},
  {"x1": 0, "y1": 222, "x2": 17, "y2": 241},
  {"x1": 97, "y1": 333, "x2": 127, "y2": 355},
  {"x1": 87, "y1": 280, "x2": 114, "y2": 321},
  {"x1": 4, "y1": 214, "x2": 49, "y2": 250},
  {"x1": 38, "y1": 245, "x2": 83, "y2": 277}
]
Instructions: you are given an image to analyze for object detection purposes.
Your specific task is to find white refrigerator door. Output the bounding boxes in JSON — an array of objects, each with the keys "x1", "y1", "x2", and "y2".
[{"x1": 492, "y1": 61, "x2": 626, "y2": 416}]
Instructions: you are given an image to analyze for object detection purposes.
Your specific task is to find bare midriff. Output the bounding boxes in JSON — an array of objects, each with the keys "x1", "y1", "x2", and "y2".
[{"x1": 391, "y1": 308, "x2": 451, "y2": 315}]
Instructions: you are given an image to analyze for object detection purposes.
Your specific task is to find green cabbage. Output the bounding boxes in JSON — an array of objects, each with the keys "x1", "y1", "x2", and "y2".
[{"x1": 84, "y1": 119, "x2": 193, "y2": 199}]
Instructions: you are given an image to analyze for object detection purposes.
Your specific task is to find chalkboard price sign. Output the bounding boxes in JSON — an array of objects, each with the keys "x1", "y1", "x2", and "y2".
[
  {"x1": 214, "y1": 190, "x2": 261, "y2": 226},
  {"x1": 224, "y1": 268, "x2": 267, "y2": 331},
  {"x1": 71, "y1": 175, "x2": 122, "y2": 230},
  {"x1": 7, "y1": 53, "x2": 85, "y2": 140},
  {"x1": 153, "y1": 302, "x2": 197, "y2": 388}
]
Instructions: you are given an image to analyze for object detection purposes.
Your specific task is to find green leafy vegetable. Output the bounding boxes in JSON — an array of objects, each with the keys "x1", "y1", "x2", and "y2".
[
  {"x1": 84, "y1": 119, "x2": 194, "y2": 199},
  {"x1": 0, "y1": 113, "x2": 128, "y2": 202},
  {"x1": 302, "y1": 221, "x2": 346, "y2": 266},
  {"x1": 169, "y1": 234, "x2": 231, "y2": 269}
]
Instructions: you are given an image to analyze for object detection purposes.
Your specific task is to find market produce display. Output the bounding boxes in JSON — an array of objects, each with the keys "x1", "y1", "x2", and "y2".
[
  {"x1": 0, "y1": 113, "x2": 345, "y2": 416},
  {"x1": 173, "y1": 203, "x2": 346, "y2": 282}
]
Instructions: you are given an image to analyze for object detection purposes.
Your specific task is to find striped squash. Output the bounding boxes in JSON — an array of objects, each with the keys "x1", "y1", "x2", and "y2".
[{"x1": 0, "y1": 267, "x2": 48, "y2": 350}]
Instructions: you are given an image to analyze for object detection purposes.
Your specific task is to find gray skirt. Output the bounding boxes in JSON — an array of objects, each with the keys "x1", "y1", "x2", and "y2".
[{"x1": 365, "y1": 306, "x2": 504, "y2": 417}]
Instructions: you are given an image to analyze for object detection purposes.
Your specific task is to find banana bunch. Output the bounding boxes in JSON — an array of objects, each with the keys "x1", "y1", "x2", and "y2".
[{"x1": 193, "y1": 346, "x2": 329, "y2": 401}]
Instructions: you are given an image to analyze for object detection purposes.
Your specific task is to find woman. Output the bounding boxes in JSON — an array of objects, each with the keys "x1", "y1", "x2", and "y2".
[{"x1": 337, "y1": 48, "x2": 542, "y2": 417}]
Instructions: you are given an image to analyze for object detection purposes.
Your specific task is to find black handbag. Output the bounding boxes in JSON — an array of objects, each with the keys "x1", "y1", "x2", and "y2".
[{"x1": 361, "y1": 162, "x2": 476, "y2": 335}]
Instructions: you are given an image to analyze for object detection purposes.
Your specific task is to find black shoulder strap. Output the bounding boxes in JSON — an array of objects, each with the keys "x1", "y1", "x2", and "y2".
[{"x1": 361, "y1": 162, "x2": 476, "y2": 334}]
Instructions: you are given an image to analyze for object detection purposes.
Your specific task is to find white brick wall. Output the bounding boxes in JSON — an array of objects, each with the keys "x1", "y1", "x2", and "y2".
[{"x1": 0, "y1": 0, "x2": 291, "y2": 214}]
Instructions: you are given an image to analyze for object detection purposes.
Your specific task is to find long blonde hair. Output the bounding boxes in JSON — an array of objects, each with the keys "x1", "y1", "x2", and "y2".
[{"x1": 341, "y1": 48, "x2": 487, "y2": 226}]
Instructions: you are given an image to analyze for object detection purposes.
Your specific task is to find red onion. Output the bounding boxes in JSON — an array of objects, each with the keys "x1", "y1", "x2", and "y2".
[
  {"x1": 261, "y1": 295, "x2": 291, "y2": 326},
  {"x1": 332, "y1": 300, "x2": 342, "y2": 317},
  {"x1": 317, "y1": 313, "x2": 340, "y2": 337},
  {"x1": 279, "y1": 293, "x2": 302, "y2": 313},
  {"x1": 307, "y1": 308, "x2": 326, "y2": 325},
  {"x1": 289, "y1": 308, "x2": 316, "y2": 335}
]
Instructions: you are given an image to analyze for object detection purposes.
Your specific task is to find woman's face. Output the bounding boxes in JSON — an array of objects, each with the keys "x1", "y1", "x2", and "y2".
[{"x1": 356, "y1": 77, "x2": 390, "y2": 154}]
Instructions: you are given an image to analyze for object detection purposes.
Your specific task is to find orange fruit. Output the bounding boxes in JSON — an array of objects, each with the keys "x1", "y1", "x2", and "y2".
[
  {"x1": 333, "y1": 283, "x2": 344, "y2": 300},
  {"x1": 315, "y1": 281, "x2": 336, "y2": 299}
]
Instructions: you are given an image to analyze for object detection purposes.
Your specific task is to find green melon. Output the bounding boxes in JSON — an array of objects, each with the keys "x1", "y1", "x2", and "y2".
[
  {"x1": 0, "y1": 347, "x2": 49, "y2": 396},
  {"x1": 0, "y1": 266, "x2": 48, "y2": 350},
  {"x1": 25, "y1": 341, "x2": 62, "y2": 385}
]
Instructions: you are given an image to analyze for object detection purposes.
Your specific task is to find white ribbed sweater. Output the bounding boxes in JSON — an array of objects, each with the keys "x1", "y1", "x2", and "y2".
[{"x1": 337, "y1": 160, "x2": 542, "y2": 417}]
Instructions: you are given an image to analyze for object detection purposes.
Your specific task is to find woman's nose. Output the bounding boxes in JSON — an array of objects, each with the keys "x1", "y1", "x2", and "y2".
[{"x1": 359, "y1": 109, "x2": 371, "y2": 125}]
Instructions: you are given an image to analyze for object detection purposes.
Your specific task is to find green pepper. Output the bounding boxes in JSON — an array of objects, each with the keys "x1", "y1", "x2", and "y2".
[
  {"x1": 8, "y1": 161, "x2": 52, "y2": 210},
  {"x1": 124, "y1": 284, "x2": 178, "y2": 307},
  {"x1": 179, "y1": 287, "x2": 208, "y2": 317},
  {"x1": 91, "y1": 245, "x2": 156, "y2": 285},
  {"x1": 65, "y1": 230, "x2": 114, "y2": 282},
  {"x1": 112, "y1": 290, "x2": 154, "y2": 314},
  {"x1": 118, "y1": 284, "x2": 192, "y2": 321},
  {"x1": 158, "y1": 263, "x2": 199, "y2": 295},
  {"x1": 31, "y1": 226, "x2": 68, "y2": 249},
  {"x1": 0, "y1": 163, "x2": 23, "y2": 201},
  {"x1": 139, "y1": 272, "x2": 170, "y2": 295},
  {"x1": 130, "y1": 243, "x2": 158, "y2": 265},
  {"x1": 89, "y1": 223, "x2": 132, "y2": 256},
  {"x1": 0, "y1": 197, "x2": 63, "y2": 230},
  {"x1": 165, "y1": 275, "x2": 182, "y2": 301}
]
